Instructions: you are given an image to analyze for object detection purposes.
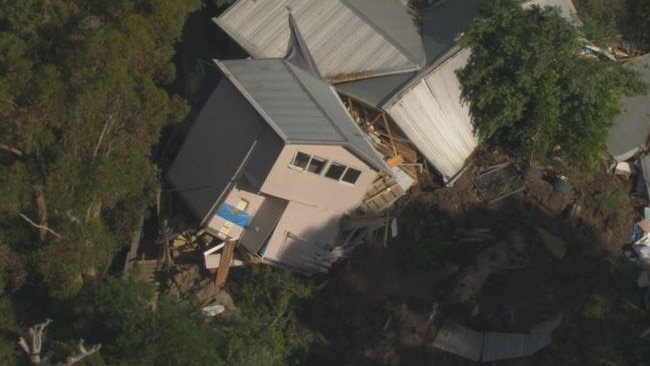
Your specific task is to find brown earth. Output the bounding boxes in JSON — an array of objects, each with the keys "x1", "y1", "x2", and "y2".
[{"x1": 302, "y1": 150, "x2": 649, "y2": 366}]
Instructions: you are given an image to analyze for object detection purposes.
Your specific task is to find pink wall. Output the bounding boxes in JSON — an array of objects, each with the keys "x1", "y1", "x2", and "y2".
[
  {"x1": 260, "y1": 144, "x2": 378, "y2": 214},
  {"x1": 262, "y1": 201, "x2": 342, "y2": 267}
]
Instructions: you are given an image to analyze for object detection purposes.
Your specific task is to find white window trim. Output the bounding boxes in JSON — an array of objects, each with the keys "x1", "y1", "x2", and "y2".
[{"x1": 288, "y1": 151, "x2": 328, "y2": 175}]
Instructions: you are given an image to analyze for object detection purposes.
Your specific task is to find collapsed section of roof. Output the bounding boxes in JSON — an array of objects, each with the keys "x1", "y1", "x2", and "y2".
[
  {"x1": 337, "y1": 0, "x2": 488, "y2": 108},
  {"x1": 607, "y1": 54, "x2": 650, "y2": 162},
  {"x1": 382, "y1": 48, "x2": 478, "y2": 182},
  {"x1": 217, "y1": 58, "x2": 389, "y2": 173},
  {"x1": 214, "y1": 0, "x2": 424, "y2": 83}
]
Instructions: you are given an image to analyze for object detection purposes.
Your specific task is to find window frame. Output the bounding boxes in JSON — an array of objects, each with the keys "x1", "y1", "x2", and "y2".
[
  {"x1": 288, "y1": 151, "x2": 328, "y2": 175},
  {"x1": 324, "y1": 161, "x2": 362, "y2": 185}
]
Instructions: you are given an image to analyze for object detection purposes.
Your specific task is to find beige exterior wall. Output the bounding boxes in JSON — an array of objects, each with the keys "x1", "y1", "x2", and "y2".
[
  {"x1": 262, "y1": 201, "x2": 342, "y2": 268},
  {"x1": 260, "y1": 144, "x2": 378, "y2": 214},
  {"x1": 205, "y1": 188, "x2": 266, "y2": 240}
]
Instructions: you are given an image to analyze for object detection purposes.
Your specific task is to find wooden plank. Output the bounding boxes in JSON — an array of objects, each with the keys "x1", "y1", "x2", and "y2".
[
  {"x1": 215, "y1": 239, "x2": 236, "y2": 287},
  {"x1": 382, "y1": 113, "x2": 399, "y2": 157}
]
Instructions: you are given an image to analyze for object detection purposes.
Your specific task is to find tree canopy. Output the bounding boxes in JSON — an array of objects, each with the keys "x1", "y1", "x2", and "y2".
[
  {"x1": 0, "y1": 0, "x2": 201, "y2": 299},
  {"x1": 457, "y1": 0, "x2": 646, "y2": 172}
]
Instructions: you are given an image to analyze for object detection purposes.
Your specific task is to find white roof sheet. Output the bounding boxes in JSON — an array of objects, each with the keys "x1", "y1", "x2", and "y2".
[
  {"x1": 384, "y1": 48, "x2": 478, "y2": 181},
  {"x1": 215, "y1": 0, "x2": 423, "y2": 82}
]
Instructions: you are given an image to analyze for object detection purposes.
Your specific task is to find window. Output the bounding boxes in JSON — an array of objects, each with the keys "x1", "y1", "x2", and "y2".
[
  {"x1": 325, "y1": 163, "x2": 362, "y2": 185},
  {"x1": 290, "y1": 151, "x2": 327, "y2": 174}
]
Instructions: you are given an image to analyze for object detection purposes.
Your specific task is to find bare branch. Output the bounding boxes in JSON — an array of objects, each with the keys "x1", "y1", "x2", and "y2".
[
  {"x1": 0, "y1": 143, "x2": 23, "y2": 157},
  {"x1": 18, "y1": 318, "x2": 52, "y2": 365},
  {"x1": 18, "y1": 337, "x2": 30, "y2": 354},
  {"x1": 62, "y1": 339, "x2": 101, "y2": 366},
  {"x1": 18, "y1": 213, "x2": 61, "y2": 239}
]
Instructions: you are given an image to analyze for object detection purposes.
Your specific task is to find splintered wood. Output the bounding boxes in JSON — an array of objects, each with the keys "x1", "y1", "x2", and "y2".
[{"x1": 345, "y1": 98, "x2": 421, "y2": 181}]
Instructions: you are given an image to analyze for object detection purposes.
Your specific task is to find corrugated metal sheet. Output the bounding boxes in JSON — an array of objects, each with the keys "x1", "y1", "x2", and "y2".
[
  {"x1": 482, "y1": 315, "x2": 562, "y2": 361},
  {"x1": 432, "y1": 322, "x2": 482, "y2": 361},
  {"x1": 482, "y1": 333, "x2": 530, "y2": 362},
  {"x1": 215, "y1": 0, "x2": 423, "y2": 82},
  {"x1": 240, "y1": 196, "x2": 289, "y2": 254},
  {"x1": 335, "y1": 0, "x2": 487, "y2": 108},
  {"x1": 432, "y1": 315, "x2": 562, "y2": 362},
  {"x1": 383, "y1": 48, "x2": 478, "y2": 182},
  {"x1": 608, "y1": 54, "x2": 650, "y2": 161},
  {"x1": 217, "y1": 59, "x2": 388, "y2": 172}
]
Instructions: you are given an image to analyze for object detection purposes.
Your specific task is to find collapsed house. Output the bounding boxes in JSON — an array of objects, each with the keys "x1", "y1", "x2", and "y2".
[
  {"x1": 167, "y1": 58, "x2": 393, "y2": 274},
  {"x1": 215, "y1": 0, "x2": 579, "y2": 184},
  {"x1": 168, "y1": 0, "x2": 585, "y2": 274}
]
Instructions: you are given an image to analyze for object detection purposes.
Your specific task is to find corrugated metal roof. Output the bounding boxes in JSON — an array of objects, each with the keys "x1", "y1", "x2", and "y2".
[
  {"x1": 432, "y1": 322, "x2": 482, "y2": 361},
  {"x1": 336, "y1": 72, "x2": 415, "y2": 108},
  {"x1": 335, "y1": 0, "x2": 487, "y2": 108},
  {"x1": 608, "y1": 54, "x2": 650, "y2": 161},
  {"x1": 383, "y1": 48, "x2": 478, "y2": 181},
  {"x1": 240, "y1": 195, "x2": 289, "y2": 254},
  {"x1": 214, "y1": 0, "x2": 423, "y2": 82},
  {"x1": 432, "y1": 315, "x2": 562, "y2": 362},
  {"x1": 217, "y1": 58, "x2": 388, "y2": 172},
  {"x1": 482, "y1": 315, "x2": 562, "y2": 361}
]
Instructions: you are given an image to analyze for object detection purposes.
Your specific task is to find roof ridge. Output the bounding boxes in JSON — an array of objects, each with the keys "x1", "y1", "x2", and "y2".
[
  {"x1": 215, "y1": 59, "x2": 290, "y2": 142},
  {"x1": 282, "y1": 59, "x2": 347, "y2": 142}
]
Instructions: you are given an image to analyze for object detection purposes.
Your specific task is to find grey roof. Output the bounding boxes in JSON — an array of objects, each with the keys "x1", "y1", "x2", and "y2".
[
  {"x1": 240, "y1": 195, "x2": 289, "y2": 254},
  {"x1": 167, "y1": 77, "x2": 283, "y2": 224},
  {"x1": 344, "y1": 0, "x2": 424, "y2": 66},
  {"x1": 335, "y1": 72, "x2": 415, "y2": 107},
  {"x1": 214, "y1": 0, "x2": 423, "y2": 82},
  {"x1": 335, "y1": 0, "x2": 487, "y2": 107},
  {"x1": 607, "y1": 54, "x2": 650, "y2": 160},
  {"x1": 420, "y1": 0, "x2": 487, "y2": 64},
  {"x1": 217, "y1": 58, "x2": 388, "y2": 172}
]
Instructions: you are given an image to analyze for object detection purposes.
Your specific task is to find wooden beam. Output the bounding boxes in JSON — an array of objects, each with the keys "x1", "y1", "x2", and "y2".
[
  {"x1": 382, "y1": 113, "x2": 399, "y2": 157},
  {"x1": 215, "y1": 239, "x2": 236, "y2": 287}
]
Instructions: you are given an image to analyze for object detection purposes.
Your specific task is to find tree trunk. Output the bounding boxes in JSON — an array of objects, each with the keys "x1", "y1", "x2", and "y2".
[{"x1": 33, "y1": 185, "x2": 48, "y2": 241}]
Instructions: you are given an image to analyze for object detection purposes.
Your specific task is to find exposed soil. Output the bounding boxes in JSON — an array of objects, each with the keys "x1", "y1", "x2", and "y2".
[{"x1": 301, "y1": 149, "x2": 649, "y2": 366}]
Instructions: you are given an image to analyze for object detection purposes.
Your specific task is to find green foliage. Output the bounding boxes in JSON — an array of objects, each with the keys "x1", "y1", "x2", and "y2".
[
  {"x1": 574, "y1": 0, "x2": 628, "y2": 45},
  {"x1": 593, "y1": 189, "x2": 627, "y2": 227},
  {"x1": 0, "y1": 0, "x2": 200, "y2": 298},
  {"x1": 224, "y1": 266, "x2": 315, "y2": 366},
  {"x1": 0, "y1": 296, "x2": 20, "y2": 366},
  {"x1": 75, "y1": 278, "x2": 223, "y2": 366},
  {"x1": 627, "y1": 0, "x2": 650, "y2": 51},
  {"x1": 214, "y1": 0, "x2": 236, "y2": 8},
  {"x1": 583, "y1": 291, "x2": 615, "y2": 319},
  {"x1": 576, "y1": 0, "x2": 650, "y2": 51},
  {"x1": 457, "y1": 0, "x2": 646, "y2": 173}
]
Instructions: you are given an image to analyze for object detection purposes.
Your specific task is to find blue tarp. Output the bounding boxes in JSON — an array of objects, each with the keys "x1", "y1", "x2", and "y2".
[{"x1": 216, "y1": 203, "x2": 251, "y2": 228}]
